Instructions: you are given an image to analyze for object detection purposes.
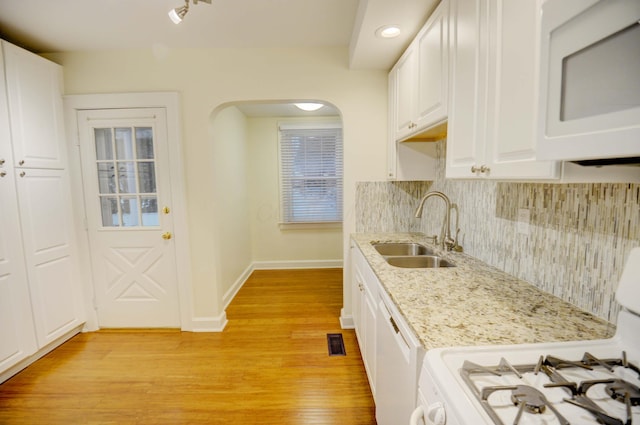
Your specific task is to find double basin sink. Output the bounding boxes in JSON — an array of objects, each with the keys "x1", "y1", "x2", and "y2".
[{"x1": 373, "y1": 242, "x2": 455, "y2": 269}]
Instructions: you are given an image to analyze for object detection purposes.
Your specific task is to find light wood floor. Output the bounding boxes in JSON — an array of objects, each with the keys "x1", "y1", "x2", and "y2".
[{"x1": 0, "y1": 269, "x2": 376, "y2": 425}]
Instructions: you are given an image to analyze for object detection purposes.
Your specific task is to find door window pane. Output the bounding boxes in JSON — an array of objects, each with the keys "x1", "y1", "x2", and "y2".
[
  {"x1": 97, "y1": 163, "x2": 116, "y2": 194},
  {"x1": 136, "y1": 127, "x2": 155, "y2": 159},
  {"x1": 137, "y1": 162, "x2": 156, "y2": 193},
  {"x1": 141, "y1": 196, "x2": 158, "y2": 226},
  {"x1": 117, "y1": 162, "x2": 136, "y2": 193},
  {"x1": 100, "y1": 197, "x2": 119, "y2": 227},
  {"x1": 115, "y1": 128, "x2": 134, "y2": 160},
  {"x1": 95, "y1": 128, "x2": 113, "y2": 160},
  {"x1": 120, "y1": 197, "x2": 139, "y2": 227}
]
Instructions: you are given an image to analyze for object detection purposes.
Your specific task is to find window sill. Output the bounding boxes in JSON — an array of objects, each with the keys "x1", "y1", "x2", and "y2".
[{"x1": 279, "y1": 221, "x2": 342, "y2": 230}]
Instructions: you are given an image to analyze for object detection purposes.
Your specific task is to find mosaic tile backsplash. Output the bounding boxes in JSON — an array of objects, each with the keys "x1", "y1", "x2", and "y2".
[{"x1": 356, "y1": 140, "x2": 640, "y2": 323}]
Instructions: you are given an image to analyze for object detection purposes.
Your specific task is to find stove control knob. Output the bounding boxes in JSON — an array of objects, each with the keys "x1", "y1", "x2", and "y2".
[
  {"x1": 426, "y1": 402, "x2": 446, "y2": 425},
  {"x1": 410, "y1": 403, "x2": 446, "y2": 425}
]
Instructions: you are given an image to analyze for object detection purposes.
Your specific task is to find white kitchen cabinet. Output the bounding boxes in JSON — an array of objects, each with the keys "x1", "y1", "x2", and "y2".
[
  {"x1": 0, "y1": 40, "x2": 84, "y2": 381},
  {"x1": 387, "y1": 0, "x2": 448, "y2": 181},
  {"x1": 351, "y1": 243, "x2": 377, "y2": 396},
  {"x1": 3, "y1": 41, "x2": 66, "y2": 170},
  {"x1": 446, "y1": 0, "x2": 560, "y2": 179},
  {"x1": 390, "y1": 0, "x2": 449, "y2": 143},
  {"x1": 0, "y1": 47, "x2": 38, "y2": 374},
  {"x1": 14, "y1": 168, "x2": 84, "y2": 347}
]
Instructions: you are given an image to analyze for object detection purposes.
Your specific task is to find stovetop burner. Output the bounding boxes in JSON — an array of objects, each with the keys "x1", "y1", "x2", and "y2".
[
  {"x1": 461, "y1": 351, "x2": 640, "y2": 425},
  {"x1": 604, "y1": 380, "x2": 640, "y2": 406}
]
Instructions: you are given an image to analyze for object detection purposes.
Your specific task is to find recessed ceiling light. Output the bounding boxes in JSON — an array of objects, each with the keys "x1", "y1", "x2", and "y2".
[
  {"x1": 294, "y1": 103, "x2": 324, "y2": 112},
  {"x1": 375, "y1": 25, "x2": 401, "y2": 39}
]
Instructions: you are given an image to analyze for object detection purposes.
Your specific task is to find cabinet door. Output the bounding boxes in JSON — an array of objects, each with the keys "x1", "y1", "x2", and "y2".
[
  {"x1": 351, "y1": 255, "x2": 364, "y2": 342},
  {"x1": 0, "y1": 53, "x2": 38, "y2": 372},
  {"x1": 387, "y1": 70, "x2": 398, "y2": 179},
  {"x1": 2, "y1": 41, "x2": 66, "y2": 170},
  {"x1": 394, "y1": 47, "x2": 418, "y2": 141},
  {"x1": 415, "y1": 0, "x2": 449, "y2": 131},
  {"x1": 362, "y1": 283, "x2": 377, "y2": 396},
  {"x1": 15, "y1": 168, "x2": 83, "y2": 347},
  {"x1": 446, "y1": 0, "x2": 488, "y2": 178},
  {"x1": 484, "y1": 0, "x2": 559, "y2": 179}
]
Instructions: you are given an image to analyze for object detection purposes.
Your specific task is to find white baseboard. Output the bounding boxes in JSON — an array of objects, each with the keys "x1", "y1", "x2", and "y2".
[
  {"x1": 1, "y1": 325, "x2": 83, "y2": 384},
  {"x1": 222, "y1": 264, "x2": 255, "y2": 310},
  {"x1": 340, "y1": 308, "x2": 354, "y2": 329},
  {"x1": 187, "y1": 313, "x2": 228, "y2": 332},
  {"x1": 252, "y1": 259, "x2": 343, "y2": 270}
]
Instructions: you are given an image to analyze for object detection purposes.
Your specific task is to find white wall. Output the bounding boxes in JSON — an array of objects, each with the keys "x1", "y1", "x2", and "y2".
[
  {"x1": 47, "y1": 47, "x2": 388, "y2": 327},
  {"x1": 209, "y1": 106, "x2": 252, "y2": 309},
  {"x1": 246, "y1": 116, "x2": 343, "y2": 266}
]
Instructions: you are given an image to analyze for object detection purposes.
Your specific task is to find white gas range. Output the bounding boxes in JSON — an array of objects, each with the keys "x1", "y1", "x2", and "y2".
[{"x1": 413, "y1": 247, "x2": 640, "y2": 425}]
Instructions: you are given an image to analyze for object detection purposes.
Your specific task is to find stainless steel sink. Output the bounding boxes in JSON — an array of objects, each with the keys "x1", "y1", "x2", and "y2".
[
  {"x1": 373, "y1": 242, "x2": 434, "y2": 256},
  {"x1": 386, "y1": 256, "x2": 455, "y2": 268},
  {"x1": 372, "y1": 242, "x2": 455, "y2": 268}
]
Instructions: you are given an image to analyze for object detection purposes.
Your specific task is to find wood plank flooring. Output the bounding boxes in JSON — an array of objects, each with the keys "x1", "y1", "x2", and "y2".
[{"x1": 0, "y1": 269, "x2": 376, "y2": 425}]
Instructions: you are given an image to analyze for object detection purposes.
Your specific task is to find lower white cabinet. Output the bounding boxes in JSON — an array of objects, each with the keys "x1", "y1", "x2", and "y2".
[
  {"x1": 0, "y1": 39, "x2": 84, "y2": 382},
  {"x1": 351, "y1": 243, "x2": 378, "y2": 396}
]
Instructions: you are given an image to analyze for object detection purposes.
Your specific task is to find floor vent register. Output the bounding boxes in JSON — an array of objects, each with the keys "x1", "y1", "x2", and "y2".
[{"x1": 327, "y1": 333, "x2": 346, "y2": 356}]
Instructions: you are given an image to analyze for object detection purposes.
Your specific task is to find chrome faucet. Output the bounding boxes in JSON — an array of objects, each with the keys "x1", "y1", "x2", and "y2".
[{"x1": 414, "y1": 191, "x2": 456, "y2": 251}]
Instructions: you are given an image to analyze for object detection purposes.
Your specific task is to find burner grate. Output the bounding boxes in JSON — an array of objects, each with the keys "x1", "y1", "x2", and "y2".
[{"x1": 460, "y1": 352, "x2": 639, "y2": 425}]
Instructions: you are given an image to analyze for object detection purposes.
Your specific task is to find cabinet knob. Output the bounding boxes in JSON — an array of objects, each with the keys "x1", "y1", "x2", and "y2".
[
  {"x1": 161, "y1": 232, "x2": 172, "y2": 240},
  {"x1": 19, "y1": 160, "x2": 25, "y2": 166},
  {"x1": 19, "y1": 171, "x2": 26, "y2": 177},
  {"x1": 480, "y1": 165, "x2": 490, "y2": 173},
  {"x1": 0, "y1": 158, "x2": 5, "y2": 165},
  {"x1": 471, "y1": 165, "x2": 479, "y2": 173},
  {"x1": 0, "y1": 171, "x2": 6, "y2": 178}
]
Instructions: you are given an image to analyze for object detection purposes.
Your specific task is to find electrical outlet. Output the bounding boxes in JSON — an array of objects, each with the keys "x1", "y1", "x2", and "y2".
[{"x1": 517, "y1": 208, "x2": 530, "y2": 235}]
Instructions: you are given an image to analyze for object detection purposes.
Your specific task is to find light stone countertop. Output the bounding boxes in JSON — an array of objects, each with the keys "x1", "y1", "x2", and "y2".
[{"x1": 351, "y1": 232, "x2": 616, "y2": 351}]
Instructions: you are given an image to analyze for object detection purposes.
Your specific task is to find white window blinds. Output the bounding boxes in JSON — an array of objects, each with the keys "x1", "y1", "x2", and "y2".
[{"x1": 279, "y1": 122, "x2": 343, "y2": 224}]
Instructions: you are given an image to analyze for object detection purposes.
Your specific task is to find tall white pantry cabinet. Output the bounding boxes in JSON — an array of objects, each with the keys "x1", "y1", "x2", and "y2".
[{"x1": 0, "y1": 40, "x2": 84, "y2": 381}]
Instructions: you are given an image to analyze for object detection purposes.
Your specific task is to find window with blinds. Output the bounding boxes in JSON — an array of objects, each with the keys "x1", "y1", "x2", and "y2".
[{"x1": 278, "y1": 122, "x2": 343, "y2": 224}]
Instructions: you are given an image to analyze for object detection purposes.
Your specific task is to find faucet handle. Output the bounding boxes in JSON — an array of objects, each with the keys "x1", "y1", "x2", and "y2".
[
  {"x1": 424, "y1": 235, "x2": 438, "y2": 245},
  {"x1": 451, "y1": 228, "x2": 463, "y2": 252}
]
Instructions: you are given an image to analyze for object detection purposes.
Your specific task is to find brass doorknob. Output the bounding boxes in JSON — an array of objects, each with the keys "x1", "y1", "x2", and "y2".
[{"x1": 161, "y1": 232, "x2": 172, "y2": 240}]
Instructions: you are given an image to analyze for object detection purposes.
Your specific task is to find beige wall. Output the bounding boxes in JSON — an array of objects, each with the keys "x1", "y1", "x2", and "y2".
[
  {"x1": 209, "y1": 106, "x2": 252, "y2": 307},
  {"x1": 48, "y1": 47, "x2": 388, "y2": 325},
  {"x1": 246, "y1": 116, "x2": 343, "y2": 264}
]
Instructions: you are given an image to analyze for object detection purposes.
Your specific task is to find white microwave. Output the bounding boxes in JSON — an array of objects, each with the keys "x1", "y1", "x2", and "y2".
[{"x1": 537, "y1": 0, "x2": 640, "y2": 163}]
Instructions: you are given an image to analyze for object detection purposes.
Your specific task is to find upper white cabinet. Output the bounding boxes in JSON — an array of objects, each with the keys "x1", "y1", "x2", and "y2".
[
  {"x1": 387, "y1": 0, "x2": 447, "y2": 181},
  {"x1": 390, "y1": 0, "x2": 449, "y2": 143},
  {"x1": 0, "y1": 40, "x2": 83, "y2": 381},
  {"x1": 446, "y1": 0, "x2": 560, "y2": 179},
  {"x1": 3, "y1": 41, "x2": 66, "y2": 170}
]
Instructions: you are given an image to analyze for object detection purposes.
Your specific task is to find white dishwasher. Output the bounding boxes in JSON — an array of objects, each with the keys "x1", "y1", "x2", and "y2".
[{"x1": 376, "y1": 289, "x2": 423, "y2": 425}]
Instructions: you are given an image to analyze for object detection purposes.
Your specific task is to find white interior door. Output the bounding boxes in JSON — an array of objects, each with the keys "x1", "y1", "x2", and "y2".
[{"x1": 78, "y1": 108, "x2": 180, "y2": 328}]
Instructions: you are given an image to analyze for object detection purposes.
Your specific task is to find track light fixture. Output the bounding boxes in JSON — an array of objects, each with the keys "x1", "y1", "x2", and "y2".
[{"x1": 168, "y1": 0, "x2": 212, "y2": 24}]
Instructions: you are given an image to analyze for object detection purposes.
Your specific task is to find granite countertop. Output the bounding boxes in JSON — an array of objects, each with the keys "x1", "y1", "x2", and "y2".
[{"x1": 351, "y1": 232, "x2": 615, "y2": 351}]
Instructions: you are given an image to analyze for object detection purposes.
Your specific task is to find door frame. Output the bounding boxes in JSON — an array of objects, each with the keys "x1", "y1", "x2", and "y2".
[{"x1": 64, "y1": 92, "x2": 194, "y2": 331}]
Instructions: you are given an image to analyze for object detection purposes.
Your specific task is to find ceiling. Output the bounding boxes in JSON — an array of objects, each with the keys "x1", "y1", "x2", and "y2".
[{"x1": 0, "y1": 0, "x2": 439, "y2": 70}]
